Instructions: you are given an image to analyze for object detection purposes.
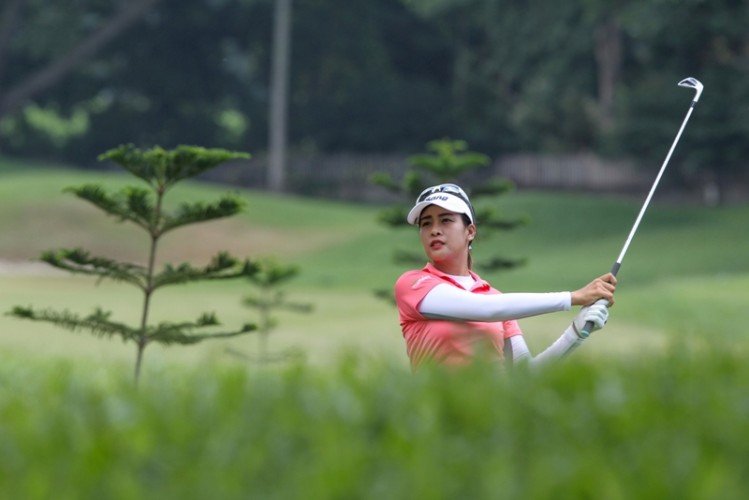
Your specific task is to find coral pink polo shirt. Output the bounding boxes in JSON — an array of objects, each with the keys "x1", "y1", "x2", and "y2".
[{"x1": 394, "y1": 263, "x2": 523, "y2": 368}]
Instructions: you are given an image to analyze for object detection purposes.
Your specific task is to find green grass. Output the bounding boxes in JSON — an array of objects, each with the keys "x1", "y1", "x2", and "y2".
[
  {"x1": 1, "y1": 163, "x2": 748, "y2": 370},
  {"x1": 480, "y1": 191, "x2": 749, "y2": 290}
]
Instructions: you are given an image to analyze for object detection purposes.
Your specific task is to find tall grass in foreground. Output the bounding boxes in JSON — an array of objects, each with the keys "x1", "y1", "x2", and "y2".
[{"x1": 1, "y1": 349, "x2": 748, "y2": 500}]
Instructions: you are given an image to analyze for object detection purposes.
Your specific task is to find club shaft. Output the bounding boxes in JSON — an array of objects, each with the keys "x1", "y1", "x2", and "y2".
[
  {"x1": 615, "y1": 101, "x2": 697, "y2": 265},
  {"x1": 580, "y1": 95, "x2": 700, "y2": 339}
]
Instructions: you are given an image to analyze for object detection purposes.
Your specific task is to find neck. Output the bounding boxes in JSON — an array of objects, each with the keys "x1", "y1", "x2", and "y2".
[{"x1": 431, "y1": 258, "x2": 469, "y2": 276}]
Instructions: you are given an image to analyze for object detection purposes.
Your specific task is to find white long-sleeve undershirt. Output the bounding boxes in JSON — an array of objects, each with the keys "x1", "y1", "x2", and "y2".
[
  {"x1": 506, "y1": 330, "x2": 582, "y2": 366},
  {"x1": 418, "y1": 283, "x2": 572, "y2": 321},
  {"x1": 417, "y1": 283, "x2": 581, "y2": 365}
]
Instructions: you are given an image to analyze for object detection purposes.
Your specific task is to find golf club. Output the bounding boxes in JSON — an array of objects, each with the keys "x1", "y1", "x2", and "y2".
[{"x1": 580, "y1": 77, "x2": 704, "y2": 338}]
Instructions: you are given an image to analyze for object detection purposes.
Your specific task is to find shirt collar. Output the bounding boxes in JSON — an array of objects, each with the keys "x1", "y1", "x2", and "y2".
[{"x1": 422, "y1": 262, "x2": 490, "y2": 291}]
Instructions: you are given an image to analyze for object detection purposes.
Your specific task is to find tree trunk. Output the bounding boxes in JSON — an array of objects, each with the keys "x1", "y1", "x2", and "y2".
[
  {"x1": 594, "y1": 17, "x2": 622, "y2": 131},
  {"x1": 268, "y1": 0, "x2": 293, "y2": 192},
  {"x1": 0, "y1": 0, "x2": 25, "y2": 94},
  {"x1": 134, "y1": 340, "x2": 146, "y2": 385},
  {"x1": 0, "y1": 0, "x2": 163, "y2": 121}
]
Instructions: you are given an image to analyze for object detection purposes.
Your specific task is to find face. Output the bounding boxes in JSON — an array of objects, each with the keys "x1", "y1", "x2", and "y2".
[{"x1": 418, "y1": 204, "x2": 476, "y2": 271}]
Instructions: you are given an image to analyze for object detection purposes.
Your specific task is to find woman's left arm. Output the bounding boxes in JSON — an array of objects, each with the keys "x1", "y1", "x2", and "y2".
[{"x1": 505, "y1": 302, "x2": 610, "y2": 366}]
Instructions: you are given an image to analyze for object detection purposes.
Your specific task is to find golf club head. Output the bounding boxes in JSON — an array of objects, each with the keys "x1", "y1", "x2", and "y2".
[{"x1": 678, "y1": 77, "x2": 703, "y2": 102}]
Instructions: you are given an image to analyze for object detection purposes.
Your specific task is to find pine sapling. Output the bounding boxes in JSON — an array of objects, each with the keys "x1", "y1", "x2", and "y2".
[
  {"x1": 371, "y1": 138, "x2": 528, "y2": 271},
  {"x1": 8, "y1": 144, "x2": 261, "y2": 383},
  {"x1": 240, "y1": 259, "x2": 312, "y2": 364}
]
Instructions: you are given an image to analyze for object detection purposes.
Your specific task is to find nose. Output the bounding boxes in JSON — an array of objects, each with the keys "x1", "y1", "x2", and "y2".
[{"x1": 430, "y1": 223, "x2": 442, "y2": 236}]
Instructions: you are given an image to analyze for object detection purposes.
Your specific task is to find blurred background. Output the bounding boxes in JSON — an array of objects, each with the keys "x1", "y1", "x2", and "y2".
[
  {"x1": 1, "y1": 0, "x2": 748, "y2": 369},
  {"x1": 0, "y1": 0, "x2": 747, "y2": 201}
]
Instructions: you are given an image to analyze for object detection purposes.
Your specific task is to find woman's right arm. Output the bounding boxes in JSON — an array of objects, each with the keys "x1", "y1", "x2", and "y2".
[{"x1": 571, "y1": 273, "x2": 617, "y2": 306}]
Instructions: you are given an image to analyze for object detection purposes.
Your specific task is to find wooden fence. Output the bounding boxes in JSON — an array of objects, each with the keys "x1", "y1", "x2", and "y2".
[
  {"x1": 202, "y1": 152, "x2": 661, "y2": 202},
  {"x1": 494, "y1": 153, "x2": 650, "y2": 192}
]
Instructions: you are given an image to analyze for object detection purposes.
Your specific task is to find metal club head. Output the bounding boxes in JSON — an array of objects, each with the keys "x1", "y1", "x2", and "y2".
[{"x1": 678, "y1": 77, "x2": 704, "y2": 102}]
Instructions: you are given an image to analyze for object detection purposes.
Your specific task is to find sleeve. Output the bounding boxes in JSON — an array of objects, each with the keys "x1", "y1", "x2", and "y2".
[
  {"x1": 530, "y1": 327, "x2": 583, "y2": 365},
  {"x1": 502, "y1": 319, "x2": 523, "y2": 339},
  {"x1": 505, "y1": 327, "x2": 583, "y2": 367},
  {"x1": 505, "y1": 335, "x2": 532, "y2": 362},
  {"x1": 394, "y1": 271, "x2": 445, "y2": 322},
  {"x1": 418, "y1": 284, "x2": 571, "y2": 322}
]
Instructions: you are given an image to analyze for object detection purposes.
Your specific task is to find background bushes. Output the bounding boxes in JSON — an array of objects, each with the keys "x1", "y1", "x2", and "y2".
[{"x1": 1, "y1": 347, "x2": 747, "y2": 499}]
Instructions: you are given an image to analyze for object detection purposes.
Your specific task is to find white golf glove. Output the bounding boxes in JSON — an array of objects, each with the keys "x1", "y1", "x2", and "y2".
[
  {"x1": 572, "y1": 299, "x2": 610, "y2": 338},
  {"x1": 529, "y1": 299, "x2": 611, "y2": 364}
]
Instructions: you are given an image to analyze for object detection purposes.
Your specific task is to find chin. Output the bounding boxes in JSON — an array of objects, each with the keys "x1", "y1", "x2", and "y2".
[{"x1": 429, "y1": 252, "x2": 453, "y2": 265}]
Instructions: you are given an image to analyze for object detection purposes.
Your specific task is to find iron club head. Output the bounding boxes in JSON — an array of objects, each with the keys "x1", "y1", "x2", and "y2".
[{"x1": 678, "y1": 77, "x2": 704, "y2": 102}]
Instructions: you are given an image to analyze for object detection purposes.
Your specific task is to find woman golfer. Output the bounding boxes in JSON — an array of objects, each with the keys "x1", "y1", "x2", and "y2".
[{"x1": 395, "y1": 183, "x2": 617, "y2": 368}]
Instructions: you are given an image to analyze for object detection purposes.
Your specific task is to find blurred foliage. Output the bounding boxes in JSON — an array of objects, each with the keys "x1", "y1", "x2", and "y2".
[
  {"x1": 2, "y1": 347, "x2": 749, "y2": 498},
  {"x1": 241, "y1": 258, "x2": 313, "y2": 364},
  {"x1": 0, "y1": 0, "x2": 746, "y2": 185}
]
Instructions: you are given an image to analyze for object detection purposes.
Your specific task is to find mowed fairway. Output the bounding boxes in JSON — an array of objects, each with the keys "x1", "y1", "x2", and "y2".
[{"x1": 1, "y1": 162, "x2": 748, "y2": 374}]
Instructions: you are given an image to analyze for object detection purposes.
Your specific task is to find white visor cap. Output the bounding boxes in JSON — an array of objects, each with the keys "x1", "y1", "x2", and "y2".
[{"x1": 406, "y1": 193, "x2": 475, "y2": 225}]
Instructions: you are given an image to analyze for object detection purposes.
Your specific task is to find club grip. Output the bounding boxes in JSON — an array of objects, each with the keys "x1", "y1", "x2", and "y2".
[
  {"x1": 610, "y1": 261, "x2": 621, "y2": 277},
  {"x1": 580, "y1": 301, "x2": 609, "y2": 338},
  {"x1": 580, "y1": 263, "x2": 619, "y2": 338},
  {"x1": 580, "y1": 320, "x2": 595, "y2": 339}
]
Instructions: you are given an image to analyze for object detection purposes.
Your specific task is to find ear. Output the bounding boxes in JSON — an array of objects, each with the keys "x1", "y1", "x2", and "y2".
[{"x1": 467, "y1": 223, "x2": 477, "y2": 241}]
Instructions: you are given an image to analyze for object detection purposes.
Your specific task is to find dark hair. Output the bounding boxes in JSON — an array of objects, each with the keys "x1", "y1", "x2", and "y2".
[{"x1": 461, "y1": 214, "x2": 474, "y2": 270}]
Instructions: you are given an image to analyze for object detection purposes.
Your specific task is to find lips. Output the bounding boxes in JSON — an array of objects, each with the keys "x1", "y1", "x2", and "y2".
[{"x1": 430, "y1": 240, "x2": 445, "y2": 249}]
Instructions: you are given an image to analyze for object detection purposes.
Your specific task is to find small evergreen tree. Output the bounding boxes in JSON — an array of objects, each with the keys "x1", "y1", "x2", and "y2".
[
  {"x1": 241, "y1": 259, "x2": 312, "y2": 364},
  {"x1": 371, "y1": 138, "x2": 528, "y2": 273},
  {"x1": 8, "y1": 144, "x2": 260, "y2": 383}
]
